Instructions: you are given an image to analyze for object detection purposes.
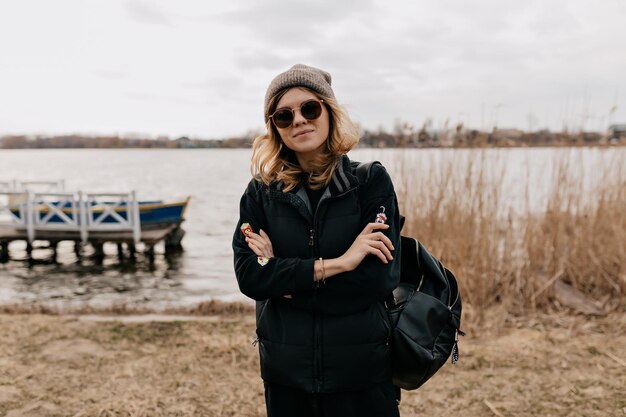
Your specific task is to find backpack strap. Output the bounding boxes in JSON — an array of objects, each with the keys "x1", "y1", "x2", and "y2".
[
  {"x1": 355, "y1": 161, "x2": 378, "y2": 185},
  {"x1": 356, "y1": 161, "x2": 405, "y2": 231},
  {"x1": 355, "y1": 162, "x2": 393, "y2": 306}
]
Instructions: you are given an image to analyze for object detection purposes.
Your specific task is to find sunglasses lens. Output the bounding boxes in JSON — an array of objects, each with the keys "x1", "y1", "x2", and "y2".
[
  {"x1": 271, "y1": 100, "x2": 323, "y2": 128},
  {"x1": 272, "y1": 110, "x2": 293, "y2": 128},
  {"x1": 301, "y1": 101, "x2": 322, "y2": 120}
]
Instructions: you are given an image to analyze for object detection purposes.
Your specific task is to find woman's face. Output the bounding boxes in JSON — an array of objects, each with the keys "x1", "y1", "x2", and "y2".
[{"x1": 273, "y1": 87, "x2": 330, "y2": 162}]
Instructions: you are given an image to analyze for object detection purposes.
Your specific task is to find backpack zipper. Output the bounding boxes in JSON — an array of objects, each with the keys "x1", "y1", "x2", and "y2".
[
  {"x1": 451, "y1": 329, "x2": 465, "y2": 364},
  {"x1": 448, "y1": 279, "x2": 460, "y2": 309}
]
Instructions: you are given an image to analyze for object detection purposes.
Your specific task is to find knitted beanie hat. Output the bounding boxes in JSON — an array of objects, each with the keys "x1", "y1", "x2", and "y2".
[{"x1": 264, "y1": 64, "x2": 336, "y2": 121}]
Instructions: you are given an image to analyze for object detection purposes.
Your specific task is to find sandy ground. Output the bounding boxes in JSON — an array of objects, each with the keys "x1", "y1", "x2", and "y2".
[{"x1": 0, "y1": 311, "x2": 624, "y2": 417}]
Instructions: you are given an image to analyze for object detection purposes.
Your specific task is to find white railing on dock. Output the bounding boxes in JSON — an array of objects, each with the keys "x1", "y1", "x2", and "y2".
[
  {"x1": 0, "y1": 192, "x2": 28, "y2": 227},
  {"x1": 82, "y1": 192, "x2": 141, "y2": 244},
  {"x1": 0, "y1": 180, "x2": 65, "y2": 193},
  {"x1": 0, "y1": 190, "x2": 141, "y2": 244}
]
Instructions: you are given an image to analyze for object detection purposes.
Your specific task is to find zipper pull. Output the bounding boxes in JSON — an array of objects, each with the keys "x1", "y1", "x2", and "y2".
[
  {"x1": 251, "y1": 337, "x2": 259, "y2": 347},
  {"x1": 308, "y1": 229, "x2": 315, "y2": 246},
  {"x1": 451, "y1": 329, "x2": 465, "y2": 364}
]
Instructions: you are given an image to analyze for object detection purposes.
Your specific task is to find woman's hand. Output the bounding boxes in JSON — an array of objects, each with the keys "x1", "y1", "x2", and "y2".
[
  {"x1": 339, "y1": 222, "x2": 395, "y2": 272},
  {"x1": 245, "y1": 229, "x2": 274, "y2": 258}
]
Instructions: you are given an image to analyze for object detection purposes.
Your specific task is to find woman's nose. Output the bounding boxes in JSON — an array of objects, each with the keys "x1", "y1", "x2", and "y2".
[{"x1": 292, "y1": 109, "x2": 307, "y2": 126}]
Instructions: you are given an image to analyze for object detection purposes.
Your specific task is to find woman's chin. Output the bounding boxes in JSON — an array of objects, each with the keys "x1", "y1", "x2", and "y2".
[{"x1": 293, "y1": 142, "x2": 324, "y2": 156}]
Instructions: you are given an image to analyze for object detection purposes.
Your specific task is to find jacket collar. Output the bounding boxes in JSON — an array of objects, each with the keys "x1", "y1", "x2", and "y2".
[
  {"x1": 270, "y1": 154, "x2": 359, "y2": 196},
  {"x1": 265, "y1": 154, "x2": 359, "y2": 218},
  {"x1": 328, "y1": 154, "x2": 359, "y2": 195}
]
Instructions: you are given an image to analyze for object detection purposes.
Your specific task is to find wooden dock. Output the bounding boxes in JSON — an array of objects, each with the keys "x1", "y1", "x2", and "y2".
[
  {"x1": 0, "y1": 224, "x2": 177, "y2": 244},
  {"x1": 0, "y1": 223, "x2": 184, "y2": 263},
  {"x1": 0, "y1": 184, "x2": 186, "y2": 263}
]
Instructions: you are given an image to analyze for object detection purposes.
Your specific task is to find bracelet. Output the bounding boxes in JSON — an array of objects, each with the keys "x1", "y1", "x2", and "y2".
[{"x1": 319, "y1": 257, "x2": 326, "y2": 285}]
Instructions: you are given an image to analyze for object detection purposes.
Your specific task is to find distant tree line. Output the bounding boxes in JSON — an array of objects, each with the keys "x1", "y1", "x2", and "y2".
[
  {"x1": 1, "y1": 124, "x2": 623, "y2": 149},
  {"x1": 360, "y1": 124, "x2": 615, "y2": 148},
  {"x1": 0, "y1": 135, "x2": 254, "y2": 149}
]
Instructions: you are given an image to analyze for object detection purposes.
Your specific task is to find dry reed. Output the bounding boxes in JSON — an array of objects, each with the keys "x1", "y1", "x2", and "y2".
[{"x1": 395, "y1": 149, "x2": 626, "y2": 323}]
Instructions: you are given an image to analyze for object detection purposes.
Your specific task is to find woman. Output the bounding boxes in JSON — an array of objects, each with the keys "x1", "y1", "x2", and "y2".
[{"x1": 232, "y1": 64, "x2": 401, "y2": 417}]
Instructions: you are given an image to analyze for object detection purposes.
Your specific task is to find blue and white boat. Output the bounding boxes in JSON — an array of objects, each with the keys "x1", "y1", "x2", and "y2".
[
  {"x1": 9, "y1": 197, "x2": 191, "y2": 230},
  {"x1": 1, "y1": 181, "x2": 191, "y2": 246}
]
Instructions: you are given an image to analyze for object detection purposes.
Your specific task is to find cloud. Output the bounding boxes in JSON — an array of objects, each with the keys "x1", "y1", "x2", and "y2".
[
  {"x1": 124, "y1": 91, "x2": 199, "y2": 107},
  {"x1": 203, "y1": 75, "x2": 249, "y2": 102},
  {"x1": 3, "y1": 0, "x2": 626, "y2": 137},
  {"x1": 232, "y1": 48, "x2": 297, "y2": 72},
  {"x1": 91, "y1": 70, "x2": 128, "y2": 80},
  {"x1": 123, "y1": 0, "x2": 172, "y2": 26},
  {"x1": 221, "y1": 0, "x2": 375, "y2": 47}
]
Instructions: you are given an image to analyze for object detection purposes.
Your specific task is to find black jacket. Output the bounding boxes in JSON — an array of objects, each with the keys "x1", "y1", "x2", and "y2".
[{"x1": 232, "y1": 155, "x2": 401, "y2": 393}]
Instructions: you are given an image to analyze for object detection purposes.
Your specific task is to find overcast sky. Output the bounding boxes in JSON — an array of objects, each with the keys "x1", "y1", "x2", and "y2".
[{"x1": 1, "y1": 0, "x2": 625, "y2": 139}]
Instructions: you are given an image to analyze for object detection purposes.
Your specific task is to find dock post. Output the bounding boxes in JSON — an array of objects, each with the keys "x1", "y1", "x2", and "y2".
[
  {"x1": 131, "y1": 191, "x2": 141, "y2": 245},
  {"x1": 93, "y1": 242, "x2": 104, "y2": 263},
  {"x1": 78, "y1": 191, "x2": 88, "y2": 244},
  {"x1": 73, "y1": 240, "x2": 82, "y2": 259},
  {"x1": 26, "y1": 242, "x2": 33, "y2": 256},
  {"x1": 128, "y1": 243, "x2": 136, "y2": 260},
  {"x1": 117, "y1": 243, "x2": 125, "y2": 261},
  {"x1": 164, "y1": 226, "x2": 185, "y2": 254},
  {"x1": 51, "y1": 241, "x2": 59, "y2": 263},
  {"x1": 26, "y1": 190, "x2": 35, "y2": 244},
  {"x1": 0, "y1": 241, "x2": 8, "y2": 263},
  {"x1": 145, "y1": 244, "x2": 155, "y2": 263}
]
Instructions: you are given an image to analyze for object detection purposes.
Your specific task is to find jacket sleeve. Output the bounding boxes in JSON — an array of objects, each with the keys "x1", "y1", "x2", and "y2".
[
  {"x1": 290, "y1": 165, "x2": 401, "y2": 315},
  {"x1": 232, "y1": 179, "x2": 316, "y2": 301}
]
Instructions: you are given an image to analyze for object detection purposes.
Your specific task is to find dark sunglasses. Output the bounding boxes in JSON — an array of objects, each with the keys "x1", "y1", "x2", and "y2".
[{"x1": 269, "y1": 99, "x2": 325, "y2": 129}]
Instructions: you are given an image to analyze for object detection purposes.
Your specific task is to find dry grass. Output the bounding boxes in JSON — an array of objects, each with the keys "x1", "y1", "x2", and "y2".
[
  {"x1": 0, "y1": 299, "x2": 255, "y2": 317},
  {"x1": 0, "y1": 311, "x2": 624, "y2": 417},
  {"x1": 0, "y1": 313, "x2": 262, "y2": 417},
  {"x1": 395, "y1": 150, "x2": 626, "y2": 325}
]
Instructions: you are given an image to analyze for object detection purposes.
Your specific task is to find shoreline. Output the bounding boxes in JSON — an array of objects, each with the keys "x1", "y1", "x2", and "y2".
[{"x1": 0, "y1": 299, "x2": 256, "y2": 317}]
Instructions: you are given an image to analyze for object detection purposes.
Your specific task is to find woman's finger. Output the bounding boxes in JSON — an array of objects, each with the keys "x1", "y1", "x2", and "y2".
[
  {"x1": 247, "y1": 240, "x2": 264, "y2": 257},
  {"x1": 245, "y1": 234, "x2": 259, "y2": 248},
  {"x1": 366, "y1": 245, "x2": 388, "y2": 264},
  {"x1": 259, "y1": 229, "x2": 273, "y2": 249},
  {"x1": 247, "y1": 233, "x2": 270, "y2": 251},
  {"x1": 246, "y1": 232, "x2": 263, "y2": 243},
  {"x1": 366, "y1": 232, "x2": 395, "y2": 251},
  {"x1": 254, "y1": 230, "x2": 274, "y2": 258},
  {"x1": 368, "y1": 239, "x2": 393, "y2": 260},
  {"x1": 249, "y1": 230, "x2": 273, "y2": 249},
  {"x1": 360, "y1": 222, "x2": 389, "y2": 235}
]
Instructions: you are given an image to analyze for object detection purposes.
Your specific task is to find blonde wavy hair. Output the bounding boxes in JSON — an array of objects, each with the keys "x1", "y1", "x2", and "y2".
[{"x1": 250, "y1": 87, "x2": 360, "y2": 192}]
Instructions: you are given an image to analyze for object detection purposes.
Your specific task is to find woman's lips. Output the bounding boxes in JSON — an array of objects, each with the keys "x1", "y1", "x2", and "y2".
[{"x1": 293, "y1": 129, "x2": 314, "y2": 138}]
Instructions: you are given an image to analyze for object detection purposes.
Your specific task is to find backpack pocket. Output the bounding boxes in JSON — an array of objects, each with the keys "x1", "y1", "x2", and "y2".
[{"x1": 389, "y1": 290, "x2": 454, "y2": 390}]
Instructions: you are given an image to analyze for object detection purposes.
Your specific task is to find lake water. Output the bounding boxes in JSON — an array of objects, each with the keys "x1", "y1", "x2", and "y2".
[{"x1": 0, "y1": 147, "x2": 623, "y2": 310}]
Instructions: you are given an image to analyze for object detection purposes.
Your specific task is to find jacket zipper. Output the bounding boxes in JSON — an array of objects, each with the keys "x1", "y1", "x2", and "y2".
[
  {"x1": 300, "y1": 188, "x2": 354, "y2": 393},
  {"x1": 310, "y1": 224, "x2": 321, "y2": 392},
  {"x1": 310, "y1": 216, "x2": 321, "y2": 392},
  {"x1": 310, "y1": 194, "x2": 329, "y2": 393}
]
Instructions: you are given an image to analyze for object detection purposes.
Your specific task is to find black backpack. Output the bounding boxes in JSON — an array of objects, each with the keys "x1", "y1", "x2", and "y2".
[{"x1": 357, "y1": 161, "x2": 463, "y2": 390}]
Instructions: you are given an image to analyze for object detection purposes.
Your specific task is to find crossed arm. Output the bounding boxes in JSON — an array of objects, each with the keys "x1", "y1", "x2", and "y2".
[{"x1": 245, "y1": 222, "x2": 394, "y2": 283}]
